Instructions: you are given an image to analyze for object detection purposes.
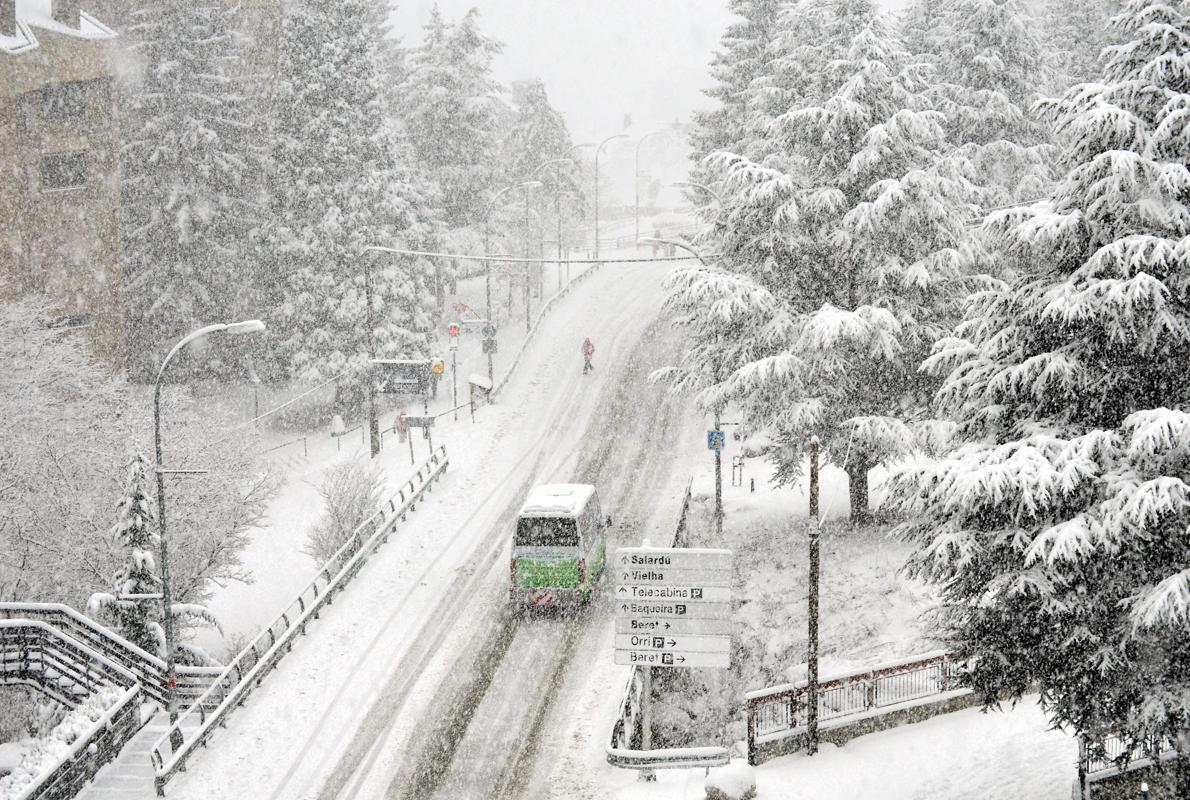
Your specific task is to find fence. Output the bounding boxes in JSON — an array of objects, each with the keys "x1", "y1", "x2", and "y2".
[
  {"x1": 745, "y1": 650, "x2": 969, "y2": 765},
  {"x1": 150, "y1": 445, "x2": 450, "y2": 795},
  {"x1": 606, "y1": 476, "x2": 730, "y2": 773},
  {"x1": 0, "y1": 603, "x2": 221, "y2": 707},
  {"x1": 1, "y1": 619, "x2": 142, "y2": 800},
  {"x1": 1082, "y1": 730, "x2": 1179, "y2": 781}
]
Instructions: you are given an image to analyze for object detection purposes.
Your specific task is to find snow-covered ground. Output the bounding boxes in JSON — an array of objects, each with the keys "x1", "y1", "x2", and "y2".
[{"x1": 606, "y1": 697, "x2": 1076, "y2": 800}]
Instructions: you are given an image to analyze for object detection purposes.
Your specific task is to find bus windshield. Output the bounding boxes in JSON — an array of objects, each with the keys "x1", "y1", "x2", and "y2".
[{"x1": 515, "y1": 517, "x2": 579, "y2": 548}]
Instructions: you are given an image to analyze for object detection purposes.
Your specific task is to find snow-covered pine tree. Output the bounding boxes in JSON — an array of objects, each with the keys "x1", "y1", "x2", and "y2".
[
  {"x1": 1037, "y1": 0, "x2": 1121, "y2": 90},
  {"x1": 666, "y1": 7, "x2": 974, "y2": 519},
  {"x1": 395, "y1": 6, "x2": 504, "y2": 230},
  {"x1": 886, "y1": 0, "x2": 1190, "y2": 784},
  {"x1": 899, "y1": 0, "x2": 1055, "y2": 204},
  {"x1": 268, "y1": 0, "x2": 437, "y2": 407},
  {"x1": 88, "y1": 454, "x2": 160, "y2": 655},
  {"x1": 120, "y1": 0, "x2": 263, "y2": 380}
]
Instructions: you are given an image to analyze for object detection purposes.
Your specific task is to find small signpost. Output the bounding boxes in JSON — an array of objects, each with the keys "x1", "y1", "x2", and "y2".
[
  {"x1": 468, "y1": 373, "x2": 493, "y2": 422},
  {"x1": 448, "y1": 322, "x2": 460, "y2": 420}
]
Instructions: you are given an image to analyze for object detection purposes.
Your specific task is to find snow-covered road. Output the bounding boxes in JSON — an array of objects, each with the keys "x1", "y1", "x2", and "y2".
[{"x1": 164, "y1": 254, "x2": 686, "y2": 799}]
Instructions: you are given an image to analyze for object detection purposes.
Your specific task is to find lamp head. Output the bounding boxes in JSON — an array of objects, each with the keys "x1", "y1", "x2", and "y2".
[{"x1": 226, "y1": 320, "x2": 267, "y2": 336}]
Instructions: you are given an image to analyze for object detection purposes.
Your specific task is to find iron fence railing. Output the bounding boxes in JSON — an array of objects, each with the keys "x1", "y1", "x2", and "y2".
[
  {"x1": 149, "y1": 445, "x2": 449, "y2": 795},
  {"x1": 1082, "y1": 729, "x2": 1178, "y2": 778},
  {"x1": 0, "y1": 603, "x2": 221, "y2": 706},
  {"x1": 745, "y1": 650, "x2": 968, "y2": 762},
  {"x1": 0, "y1": 620, "x2": 142, "y2": 800}
]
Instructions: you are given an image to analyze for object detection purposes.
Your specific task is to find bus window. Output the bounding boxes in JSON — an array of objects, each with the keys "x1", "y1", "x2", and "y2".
[{"x1": 515, "y1": 517, "x2": 579, "y2": 548}]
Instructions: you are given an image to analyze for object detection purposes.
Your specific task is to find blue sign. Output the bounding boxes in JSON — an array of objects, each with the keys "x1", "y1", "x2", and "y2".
[{"x1": 707, "y1": 431, "x2": 726, "y2": 451}]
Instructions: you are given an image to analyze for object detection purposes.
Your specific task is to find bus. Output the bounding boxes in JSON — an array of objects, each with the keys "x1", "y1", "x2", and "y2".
[{"x1": 509, "y1": 484, "x2": 607, "y2": 608}]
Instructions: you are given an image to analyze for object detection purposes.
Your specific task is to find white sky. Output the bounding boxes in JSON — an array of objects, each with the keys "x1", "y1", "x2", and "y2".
[{"x1": 389, "y1": 0, "x2": 909, "y2": 142}]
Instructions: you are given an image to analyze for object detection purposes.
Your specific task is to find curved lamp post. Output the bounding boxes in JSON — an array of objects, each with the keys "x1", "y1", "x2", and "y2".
[
  {"x1": 529, "y1": 158, "x2": 577, "y2": 298},
  {"x1": 155, "y1": 319, "x2": 266, "y2": 745},
  {"x1": 594, "y1": 133, "x2": 628, "y2": 262},
  {"x1": 634, "y1": 129, "x2": 674, "y2": 246},
  {"x1": 673, "y1": 179, "x2": 725, "y2": 207}
]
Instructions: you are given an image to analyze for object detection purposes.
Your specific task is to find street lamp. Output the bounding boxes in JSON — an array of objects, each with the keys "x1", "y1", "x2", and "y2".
[
  {"x1": 154, "y1": 319, "x2": 266, "y2": 746},
  {"x1": 530, "y1": 158, "x2": 578, "y2": 297},
  {"x1": 634, "y1": 129, "x2": 674, "y2": 246},
  {"x1": 594, "y1": 133, "x2": 628, "y2": 262},
  {"x1": 482, "y1": 180, "x2": 542, "y2": 382},
  {"x1": 673, "y1": 179, "x2": 725, "y2": 207}
]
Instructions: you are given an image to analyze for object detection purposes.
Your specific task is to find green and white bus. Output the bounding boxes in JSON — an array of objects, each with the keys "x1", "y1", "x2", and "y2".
[{"x1": 509, "y1": 484, "x2": 607, "y2": 608}]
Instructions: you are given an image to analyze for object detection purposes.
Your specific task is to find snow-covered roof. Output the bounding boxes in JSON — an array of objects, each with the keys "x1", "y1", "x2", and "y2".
[
  {"x1": 519, "y1": 484, "x2": 595, "y2": 517},
  {"x1": 1, "y1": 1, "x2": 114, "y2": 56}
]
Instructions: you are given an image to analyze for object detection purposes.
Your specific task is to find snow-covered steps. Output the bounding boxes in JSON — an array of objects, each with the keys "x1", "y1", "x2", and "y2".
[{"x1": 75, "y1": 712, "x2": 169, "y2": 800}]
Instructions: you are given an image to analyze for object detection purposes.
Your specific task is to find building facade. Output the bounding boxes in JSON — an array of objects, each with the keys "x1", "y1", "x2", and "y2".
[{"x1": 1, "y1": 0, "x2": 122, "y2": 358}]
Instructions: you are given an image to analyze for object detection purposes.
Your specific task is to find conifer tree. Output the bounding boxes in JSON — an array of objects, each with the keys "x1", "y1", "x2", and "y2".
[
  {"x1": 887, "y1": 1, "x2": 1190, "y2": 784},
  {"x1": 268, "y1": 0, "x2": 436, "y2": 406},
  {"x1": 88, "y1": 454, "x2": 160, "y2": 655},
  {"x1": 120, "y1": 0, "x2": 263, "y2": 380},
  {"x1": 666, "y1": 8, "x2": 975, "y2": 519},
  {"x1": 395, "y1": 6, "x2": 504, "y2": 230}
]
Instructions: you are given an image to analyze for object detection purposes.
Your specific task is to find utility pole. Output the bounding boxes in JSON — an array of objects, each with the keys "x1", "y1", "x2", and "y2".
[
  {"x1": 364, "y1": 253, "x2": 380, "y2": 458},
  {"x1": 524, "y1": 189, "x2": 532, "y2": 333},
  {"x1": 556, "y1": 162, "x2": 564, "y2": 290},
  {"x1": 714, "y1": 408, "x2": 723, "y2": 538},
  {"x1": 807, "y1": 435, "x2": 821, "y2": 754}
]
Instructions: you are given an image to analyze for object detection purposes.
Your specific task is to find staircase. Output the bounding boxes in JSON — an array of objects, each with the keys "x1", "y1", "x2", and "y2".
[{"x1": 75, "y1": 712, "x2": 169, "y2": 800}]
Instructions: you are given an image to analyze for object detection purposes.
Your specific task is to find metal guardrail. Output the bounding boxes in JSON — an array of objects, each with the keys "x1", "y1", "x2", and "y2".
[
  {"x1": 745, "y1": 650, "x2": 968, "y2": 763},
  {"x1": 1, "y1": 620, "x2": 143, "y2": 800},
  {"x1": 606, "y1": 475, "x2": 730, "y2": 772},
  {"x1": 259, "y1": 435, "x2": 308, "y2": 458},
  {"x1": 149, "y1": 445, "x2": 450, "y2": 794},
  {"x1": 0, "y1": 603, "x2": 221, "y2": 706}
]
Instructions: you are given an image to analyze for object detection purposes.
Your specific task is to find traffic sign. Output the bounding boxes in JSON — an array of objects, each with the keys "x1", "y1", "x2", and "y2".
[
  {"x1": 615, "y1": 584, "x2": 731, "y2": 603},
  {"x1": 615, "y1": 616, "x2": 732, "y2": 635},
  {"x1": 616, "y1": 566, "x2": 731, "y2": 587},
  {"x1": 615, "y1": 634, "x2": 731, "y2": 653},
  {"x1": 448, "y1": 322, "x2": 460, "y2": 337},
  {"x1": 615, "y1": 650, "x2": 730, "y2": 669},
  {"x1": 617, "y1": 548, "x2": 732, "y2": 571},
  {"x1": 403, "y1": 415, "x2": 434, "y2": 428},
  {"x1": 707, "y1": 430, "x2": 726, "y2": 451},
  {"x1": 616, "y1": 600, "x2": 731, "y2": 619},
  {"x1": 614, "y1": 546, "x2": 733, "y2": 670}
]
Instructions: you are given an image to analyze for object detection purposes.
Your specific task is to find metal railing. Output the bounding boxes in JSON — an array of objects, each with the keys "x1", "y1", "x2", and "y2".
[
  {"x1": 1, "y1": 620, "x2": 143, "y2": 800},
  {"x1": 606, "y1": 475, "x2": 730, "y2": 772},
  {"x1": 259, "y1": 435, "x2": 308, "y2": 458},
  {"x1": 745, "y1": 650, "x2": 968, "y2": 762},
  {"x1": 0, "y1": 603, "x2": 221, "y2": 706},
  {"x1": 1083, "y1": 730, "x2": 1178, "y2": 779},
  {"x1": 150, "y1": 445, "x2": 450, "y2": 794}
]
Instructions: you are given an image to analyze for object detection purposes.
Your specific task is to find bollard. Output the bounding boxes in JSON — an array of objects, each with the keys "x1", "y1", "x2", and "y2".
[
  {"x1": 1140, "y1": 781, "x2": 1149, "y2": 800},
  {"x1": 750, "y1": 478, "x2": 755, "y2": 493}
]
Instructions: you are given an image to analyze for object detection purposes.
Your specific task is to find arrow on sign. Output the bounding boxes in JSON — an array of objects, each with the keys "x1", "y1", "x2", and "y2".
[{"x1": 617, "y1": 587, "x2": 627, "y2": 595}]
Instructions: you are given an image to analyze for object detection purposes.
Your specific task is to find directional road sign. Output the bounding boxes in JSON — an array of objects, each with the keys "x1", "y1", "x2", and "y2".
[
  {"x1": 615, "y1": 617, "x2": 732, "y2": 636},
  {"x1": 615, "y1": 650, "x2": 729, "y2": 668},
  {"x1": 617, "y1": 548, "x2": 732, "y2": 571},
  {"x1": 614, "y1": 546, "x2": 732, "y2": 669},
  {"x1": 615, "y1": 584, "x2": 731, "y2": 603},
  {"x1": 615, "y1": 634, "x2": 732, "y2": 653}
]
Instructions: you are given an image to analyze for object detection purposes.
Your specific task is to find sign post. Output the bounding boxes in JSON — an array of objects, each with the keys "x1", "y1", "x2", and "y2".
[
  {"x1": 404, "y1": 414, "x2": 435, "y2": 457},
  {"x1": 614, "y1": 545, "x2": 732, "y2": 780},
  {"x1": 449, "y1": 322, "x2": 460, "y2": 421}
]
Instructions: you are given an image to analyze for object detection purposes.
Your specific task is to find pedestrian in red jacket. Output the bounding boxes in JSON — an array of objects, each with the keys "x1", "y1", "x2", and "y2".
[{"x1": 581, "y1": 337, "x2": 595, "y2": 374}]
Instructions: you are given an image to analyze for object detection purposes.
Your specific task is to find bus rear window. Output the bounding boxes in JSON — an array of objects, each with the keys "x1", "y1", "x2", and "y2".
[{"x1": 515, "y1": 517, "x2": 578, "y2": 547}]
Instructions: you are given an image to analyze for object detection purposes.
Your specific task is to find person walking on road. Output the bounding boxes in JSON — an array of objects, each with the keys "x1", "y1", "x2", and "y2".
[{"x1": 581, "y1": 337, "x2": 595, "y2": 374}]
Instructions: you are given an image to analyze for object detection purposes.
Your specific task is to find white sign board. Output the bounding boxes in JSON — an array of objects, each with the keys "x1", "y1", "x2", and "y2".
[{"x1": 614, "y1": 547, "x2": 732, "y2": 669}]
